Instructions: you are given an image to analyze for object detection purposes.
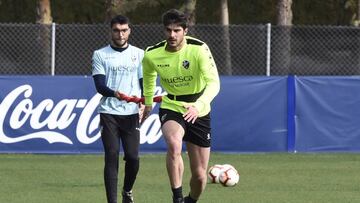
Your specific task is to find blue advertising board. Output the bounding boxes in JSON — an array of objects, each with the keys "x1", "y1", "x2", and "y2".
[
  {"x1": 1, "y1": 75, "x2": 360, "y2": 153},
  {"x1": 0, "y1": 76, "x2": 288, "y2": 153}
]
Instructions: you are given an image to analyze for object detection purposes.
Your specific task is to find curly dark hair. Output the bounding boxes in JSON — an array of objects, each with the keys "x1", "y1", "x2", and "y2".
[{"x1": 162, "y1": 9, "x2": 188, "y2": 29}]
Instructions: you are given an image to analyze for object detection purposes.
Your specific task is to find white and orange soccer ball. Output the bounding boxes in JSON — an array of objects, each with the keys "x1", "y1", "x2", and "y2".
[
  {"x1": 219, "y1": 165, "x2": 240, "y2": 187},
  {"x1": 207, "y1": 164, "x2": 224, "y2": 183}
]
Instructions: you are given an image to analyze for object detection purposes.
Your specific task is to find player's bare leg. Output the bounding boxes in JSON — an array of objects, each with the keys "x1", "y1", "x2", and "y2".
[
  {"x1": 186, "y1": 142, "x2": 210, "y2": 201},
  {"x1": 162, "y1": 120, "x2": 185, "y2": 202}
]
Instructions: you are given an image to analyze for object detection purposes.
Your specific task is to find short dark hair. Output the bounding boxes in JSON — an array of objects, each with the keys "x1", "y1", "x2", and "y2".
[
  {"x1": 162, "y1": 9, "x2": 188, "y2": 29},
  {"x1": 110, "y1": 15, "x2": 130, "y2": 27}
]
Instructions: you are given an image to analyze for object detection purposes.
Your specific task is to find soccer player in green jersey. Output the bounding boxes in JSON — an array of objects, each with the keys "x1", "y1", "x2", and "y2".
[{"x1": 141, "y1": 9, "x2": 220, "y2": 203}]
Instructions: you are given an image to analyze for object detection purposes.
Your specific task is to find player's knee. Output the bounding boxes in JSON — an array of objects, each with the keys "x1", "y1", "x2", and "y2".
[
  {"x1": 167, "y1": 147, "x2": 182, "y2": 160},
  {"x1": 193, "y1": 173, "x2": 207, "y2": 185},
  {"x1": 167, "y1": 142, "x2": 182, "y2": 155},
  {"x1": 193, "y1": 169, "x2": 207, "y2": 182},
  {"x1": 105, "y1": 149, "x2": 119, "y2": 160}
]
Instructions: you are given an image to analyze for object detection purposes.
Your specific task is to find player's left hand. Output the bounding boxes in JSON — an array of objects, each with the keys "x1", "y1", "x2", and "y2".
[
  {"x1": 183, "y1": 104, "x2": 199, "y2": 124},
  {"x1": 138, "y1": 103, "x2": 145, "y2": 122},
  {"x1": 140, "y1": 105, "x2": 152, "y2": 124}
]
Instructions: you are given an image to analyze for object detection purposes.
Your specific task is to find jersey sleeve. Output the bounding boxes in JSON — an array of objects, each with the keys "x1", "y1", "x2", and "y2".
[
  {"x1": 193, "y1": 43, "x2": 220, "y2": 112},
  {"x1": 142, "y1": 52, "x2": 158, "y2": 106},
  {"x1": 92, "y1": 51, "x2": 105, "y2": 76}
]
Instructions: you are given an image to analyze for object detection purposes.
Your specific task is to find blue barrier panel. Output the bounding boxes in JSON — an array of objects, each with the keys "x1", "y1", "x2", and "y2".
[
  {"x1": 295, "y1": 76, "x2": 360, "y2": 152},
  {"x1": 211, "y1": 76, "x2": 288, "y2": 152}
]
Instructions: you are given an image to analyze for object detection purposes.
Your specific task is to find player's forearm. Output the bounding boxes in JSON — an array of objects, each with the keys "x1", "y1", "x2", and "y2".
[
  {"x1": 143, "y1": 73, "x2": 157, "y2": 105},
  {"x1": 142, "y1": 55, "x2": 158, "y2": 105},
  {"x1": 143, "y1": 79, "x2": 156, "y2": 105},
  {"x1": 93, "y1": 74, "x2": 115, "y2": 97}
]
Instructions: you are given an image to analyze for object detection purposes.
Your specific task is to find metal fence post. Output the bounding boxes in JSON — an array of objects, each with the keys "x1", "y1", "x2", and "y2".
[
  {"x1": 266, "y1": 23, "x2": 271, "y2": 76},
  {"x1": 51, "y1": 22, "x2": 56, "y2": 76}
]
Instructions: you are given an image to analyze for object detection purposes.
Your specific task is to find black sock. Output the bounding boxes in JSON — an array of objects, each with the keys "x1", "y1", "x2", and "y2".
[
  {"x1": 186, "y1": 194, "x2": 197, "y2": 203},
  {"x1": 172, "y1": 186, "x2": 183, "y2": 199}
]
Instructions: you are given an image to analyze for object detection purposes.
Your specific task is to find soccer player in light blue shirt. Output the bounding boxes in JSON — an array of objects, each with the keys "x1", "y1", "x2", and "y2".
[
  {"x1": 92, "y1": 33, "x2": 143, "y2": 116},
  {"x1": 92, "y1": 15, "x2": 143, "y2": 203}
]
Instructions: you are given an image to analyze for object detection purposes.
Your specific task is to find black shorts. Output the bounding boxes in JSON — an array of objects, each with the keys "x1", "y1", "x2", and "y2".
[{"x1": 158, "y1": 108, "x2": 211, "y2": 147}]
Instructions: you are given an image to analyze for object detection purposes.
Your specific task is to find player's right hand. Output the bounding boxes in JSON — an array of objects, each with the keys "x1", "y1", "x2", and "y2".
[
  {"x1": 183, "y1": 104, "x2": 199, "y2": 124},
  {"x1": 114, "y1": 91, "x2": 122, "y2": 100}
]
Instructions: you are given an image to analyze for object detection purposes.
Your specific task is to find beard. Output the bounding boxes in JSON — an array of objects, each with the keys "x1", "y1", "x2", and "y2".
[
  {"x1": 112, "y1": 38, "x2": 127, "y2": 48},
  {"x1": 166, "y1": 37, "x2": 184, "y2": 51}
]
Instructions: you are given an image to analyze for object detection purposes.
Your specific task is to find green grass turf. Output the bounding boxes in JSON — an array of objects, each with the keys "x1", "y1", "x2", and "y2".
[{"x1": 0, "y1": 153, "x2": 360, "y2": 203}]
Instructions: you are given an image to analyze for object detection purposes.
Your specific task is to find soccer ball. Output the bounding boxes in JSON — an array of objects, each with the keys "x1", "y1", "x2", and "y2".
[
  {"x1": 207, "y1": 164, "x2": 224, "y2": 183},
  {"x1": 219, "y1": 165, "x2": 239, "y2": 187}
]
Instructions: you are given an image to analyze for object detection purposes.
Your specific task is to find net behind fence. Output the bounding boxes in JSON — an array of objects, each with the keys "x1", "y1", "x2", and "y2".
[{"x1": 1, "y1": 23, "x2": 360, "y2": 75}]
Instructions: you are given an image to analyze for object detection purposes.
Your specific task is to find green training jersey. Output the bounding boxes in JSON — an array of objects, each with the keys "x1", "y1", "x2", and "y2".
[{"x1": 142, "y1": 36, "x2": 220, "y2": 116}]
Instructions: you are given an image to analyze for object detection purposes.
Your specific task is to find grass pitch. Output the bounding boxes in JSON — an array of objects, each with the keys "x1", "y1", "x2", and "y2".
[{"x1": 0, "y1": 153, "x2": 359, "y2": 203}]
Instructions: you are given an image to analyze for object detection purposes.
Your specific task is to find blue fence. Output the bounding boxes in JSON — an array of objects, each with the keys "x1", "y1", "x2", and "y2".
[{"x1": 1, "y1": 76, "x2": 360, "y2": 153}]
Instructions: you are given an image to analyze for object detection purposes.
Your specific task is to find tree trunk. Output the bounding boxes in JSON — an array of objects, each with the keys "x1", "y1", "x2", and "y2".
[
  {"x1": 273, "y1": 0, "x2": 292, "y2": 75},
  {"x1": 182, "y1": 0, "x2": 197, "y2": 26},
  {"x1": 358, "y1": 0, "x2": 360, "y2": 22},
  {"x1": 356, "y1": 0, "x2": 360, "y2": 74},
  {"x1": 220, "y1": 0, "x2": 229, "y2": 25},
  {"x1": 36, "y1": 0, "x2": 52, "y2": 74},
  {"x1": 277, "y1": 0, "x2": 292, "y2": 26},
  {"x1": 356, "y1": 0, "x2": 360, "y2": 25},
  {"x1": 219, "y1": 0, "x2": 232, "y2": 75},
  {"x1": 36, "y1": 0, "x2": 52, "y2": 24},
  {"x1": 105, "y1": 0, "x2": 123, "y2": 23}
]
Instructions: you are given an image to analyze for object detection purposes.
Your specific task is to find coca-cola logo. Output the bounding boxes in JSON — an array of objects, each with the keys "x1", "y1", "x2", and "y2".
[{"x1": 0, "y1": 84, "x2": 164, "y2": 145}]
